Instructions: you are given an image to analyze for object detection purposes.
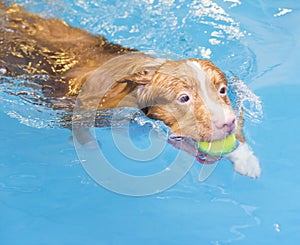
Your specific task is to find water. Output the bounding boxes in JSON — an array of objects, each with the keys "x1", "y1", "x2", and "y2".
[{"x1": 1, "y1": 0, "x2": 300, "y2": 244}]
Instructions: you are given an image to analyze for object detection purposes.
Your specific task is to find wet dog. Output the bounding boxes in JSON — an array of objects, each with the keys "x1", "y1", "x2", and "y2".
[{"x1": 0, "y1": 3, "x2": 261, "y2": 177}]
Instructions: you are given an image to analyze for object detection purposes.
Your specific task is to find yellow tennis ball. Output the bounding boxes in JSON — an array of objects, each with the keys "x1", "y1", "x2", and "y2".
[{"x1": 197, "y1": 134, "x2": 237, "y2": 156}]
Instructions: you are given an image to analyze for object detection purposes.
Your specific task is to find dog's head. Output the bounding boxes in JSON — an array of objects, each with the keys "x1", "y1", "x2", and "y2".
[
  {"x1": 132, "y1": 58, "x2": 236, "y2": 159},
  {"x1": 137, "y1": 59, "x2": 236, "y2": 140},
  {"x1": 79, "y1": 53, "x2": 236, "y2": 159}
]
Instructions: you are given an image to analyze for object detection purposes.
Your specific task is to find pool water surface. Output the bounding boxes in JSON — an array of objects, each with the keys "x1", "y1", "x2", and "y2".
[{"x1": 1, "y1": 0, "x2": 300, "y2": 244}]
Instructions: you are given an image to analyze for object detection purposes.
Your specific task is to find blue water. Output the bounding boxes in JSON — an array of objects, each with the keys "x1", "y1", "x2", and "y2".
[{"x1": 1, "y1": 0, "x2": 300, "y2": 244}]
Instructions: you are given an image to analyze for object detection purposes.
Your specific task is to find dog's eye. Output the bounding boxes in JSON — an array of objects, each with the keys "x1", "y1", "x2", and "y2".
[
  {"x1": 178, "y1": 94, "x2": 190, "y2": 103},
  {"x1": 219, "y1": 86, "x2": 227, "y2": 95}
]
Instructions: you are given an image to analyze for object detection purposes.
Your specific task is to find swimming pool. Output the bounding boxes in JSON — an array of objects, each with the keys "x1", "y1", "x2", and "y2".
[{"x1": 1, "y1": 0, "x2": 300, "y2": 244}]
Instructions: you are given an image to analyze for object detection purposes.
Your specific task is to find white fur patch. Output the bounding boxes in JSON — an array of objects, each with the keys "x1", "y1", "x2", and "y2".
[
  {"x1": 186, "y1": 61, "x2": 216, "y2": 107},
  {"x1": 225, "y1": 143, "x2": 261, "y2": 178},
  {"x1": 186, "y1": 60, "x2": 225, "y2": 118}
]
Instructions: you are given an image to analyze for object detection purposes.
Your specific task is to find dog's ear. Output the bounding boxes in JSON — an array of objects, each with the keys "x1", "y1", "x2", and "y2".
[
  {"x1": 116, "y1": 56, "x2": 165, "y2": 86},
  {"x1": 76, "y1": 53, "x2": 165, "y2": 110},
  {"x1": 118, "y1": 68, "x2": 156, "y2": 85},
  {"x1": 115, "y1": 55, "x2": 165, "y2": 98},
  {"x1": 116, "y1": 67, "x2": 158, "y2": 97}
]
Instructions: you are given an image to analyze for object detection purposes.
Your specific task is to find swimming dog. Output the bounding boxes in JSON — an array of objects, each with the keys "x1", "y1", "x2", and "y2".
[{"x1": 0, "y1": 3, "x2": 261, "y2": 178}]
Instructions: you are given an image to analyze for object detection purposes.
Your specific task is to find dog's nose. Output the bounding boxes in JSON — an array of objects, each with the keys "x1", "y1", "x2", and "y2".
[
  {"x1": 222, "y1": 117, "x2": 236, "y2": 133},
  {"x1": 214, "y1": 113, "x2": 236, "y2": 134}
]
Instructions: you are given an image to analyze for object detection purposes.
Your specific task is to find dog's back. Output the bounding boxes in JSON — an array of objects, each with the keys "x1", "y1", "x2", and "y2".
[{"x1": 0, "y1": 3, "x2": 134, "y2": 97}]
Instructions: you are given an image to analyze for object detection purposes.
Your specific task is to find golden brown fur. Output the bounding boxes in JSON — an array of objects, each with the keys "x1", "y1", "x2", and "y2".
[
  {"x1": 0, "y1": 3, "x2": 134, "y2": 96},
  {"x1": 0, "y1": 3, "x2": 244, "y2": 143}
]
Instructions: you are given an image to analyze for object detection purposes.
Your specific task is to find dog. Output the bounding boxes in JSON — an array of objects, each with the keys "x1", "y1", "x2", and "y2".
[{"x1": 0, "y1": 3, "x2": 261, "y2": 178}]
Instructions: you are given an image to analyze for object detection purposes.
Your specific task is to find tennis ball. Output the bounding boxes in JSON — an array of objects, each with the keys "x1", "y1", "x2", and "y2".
[{"x1": 197, "y1": 134, "x2": 237, "y2": 156}]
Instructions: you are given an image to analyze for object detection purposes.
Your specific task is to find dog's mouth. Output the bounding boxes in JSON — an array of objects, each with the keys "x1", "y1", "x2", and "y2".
[{"x1": 168, "y1": 134, "x2": 221, "y2": 164}]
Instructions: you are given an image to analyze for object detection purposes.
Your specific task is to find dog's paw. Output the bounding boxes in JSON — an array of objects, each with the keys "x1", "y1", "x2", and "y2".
[
  {"x1": 226, "y1": 143, "x2": 261, "y2": 178},
  {"x1": 232, "y1": 151, "x2": 261, "y2": 178}
]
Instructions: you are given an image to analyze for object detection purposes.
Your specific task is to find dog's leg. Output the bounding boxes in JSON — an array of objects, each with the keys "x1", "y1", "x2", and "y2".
[
  {"x1": 225, "y1": 143, "x2": 261, "y2": 178},
  {"x1": 226, "y1": 108, "x2": 261, "y2": 178}
]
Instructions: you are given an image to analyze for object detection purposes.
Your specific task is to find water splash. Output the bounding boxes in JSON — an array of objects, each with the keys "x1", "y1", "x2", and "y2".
[{"x1": 228, "y1": 75, "x2": 263, "y2": 123}]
